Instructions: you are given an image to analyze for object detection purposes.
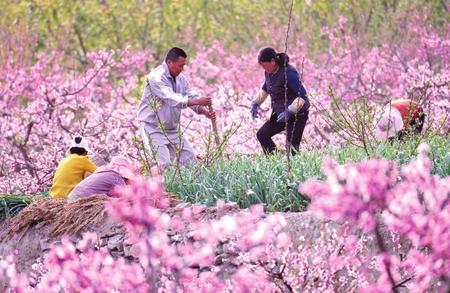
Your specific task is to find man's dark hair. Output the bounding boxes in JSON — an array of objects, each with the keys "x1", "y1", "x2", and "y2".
[
  {"x1": 165, "y1": 47, "x2": 187, "y2": 62},
  {"x1": 69, "y1": 147, "x2": 88, "y2": 156}
]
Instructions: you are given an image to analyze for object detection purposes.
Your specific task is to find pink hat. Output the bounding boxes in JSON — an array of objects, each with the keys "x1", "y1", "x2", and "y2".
[
  {"x1": 374, "y1": 107, "x2": 404, "y2": 141},
  {"x1": 97, "y1": 155, "x2": 139, "y2": 179}
]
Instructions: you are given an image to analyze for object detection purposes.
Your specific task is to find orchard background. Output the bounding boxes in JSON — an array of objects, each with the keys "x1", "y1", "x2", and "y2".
[{"x1": 0, "y1": 1, "x2": 449, "y2": 292}]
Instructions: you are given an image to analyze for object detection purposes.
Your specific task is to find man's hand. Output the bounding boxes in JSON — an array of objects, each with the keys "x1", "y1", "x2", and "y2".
[
  {"x1": 251, "y1": 103, "x2": 259, "y2": 120},
  {"x1": 199, "y1": 106, "x2": 216, "y2": 120},
  {"x1": 188, "y1": 97, "x2": 212, "y2": 107}
]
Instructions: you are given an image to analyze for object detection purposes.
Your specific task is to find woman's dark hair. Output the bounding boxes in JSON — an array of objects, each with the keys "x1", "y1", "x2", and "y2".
[
  {"x1": 258, "y1": 47, "x2": 289, "y2": 66},
  {"x1": 69, "y1": 147, "x2": 88, "y2": 156}
]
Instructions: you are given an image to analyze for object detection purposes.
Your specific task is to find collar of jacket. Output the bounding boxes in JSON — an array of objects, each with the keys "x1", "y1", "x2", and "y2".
[{"x1": 162, "y1": 62, "x2": 173, "y2": 79}]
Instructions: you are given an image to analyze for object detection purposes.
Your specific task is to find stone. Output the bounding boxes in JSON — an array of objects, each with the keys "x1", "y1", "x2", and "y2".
[
  {"x1": 39, "y1": 239, "x2": 52, "y2": 252},
  {"x1": 124, "y1": 243, "x2": 142, "y2": 259},
  {"x1": 107, "y1": 234, "x2": 124, "y2": 251}
]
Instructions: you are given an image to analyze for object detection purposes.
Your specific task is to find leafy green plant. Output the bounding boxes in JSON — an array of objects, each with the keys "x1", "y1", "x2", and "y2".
[
  {"x1": 165, "y1": 134, "x2": 449, "y2": 212},
  {"x1": 0, "y1": 194, "x2": 34, "y2": 222}
]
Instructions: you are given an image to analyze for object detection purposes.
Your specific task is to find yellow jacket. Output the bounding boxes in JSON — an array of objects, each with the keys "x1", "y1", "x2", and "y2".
[{"x1": 50, "y1": 154, "x2": 97, "y2": 198}]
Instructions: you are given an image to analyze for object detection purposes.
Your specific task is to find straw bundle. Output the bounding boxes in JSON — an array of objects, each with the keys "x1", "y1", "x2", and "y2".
[
  {"x1": 50, "y1": 195, "x2": 108, "y2": 237},
  {"x1": 8, "y1": 198, "x2": 67, "y2": 239},
  {"x1": 6, "y1": 191, "x2": 175, "y2": 239}
]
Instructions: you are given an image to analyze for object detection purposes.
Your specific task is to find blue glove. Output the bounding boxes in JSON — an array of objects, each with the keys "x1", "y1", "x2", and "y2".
[
  {"x1": 276, "y1": 109, "x2": 294, "y2": 123},
  {"x1": 251, "y1": 103, "x2": 259, "y2": 120}
]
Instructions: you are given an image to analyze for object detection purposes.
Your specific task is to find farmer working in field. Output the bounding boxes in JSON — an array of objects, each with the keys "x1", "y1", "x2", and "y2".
[
  {"x1": 68, "y1": 155, "x2": 138, "y2": 201},
  {"x1": 137, "y1": 47, "x2": 216, "y2": 174},
  {"x1": 374, "y1": 99, "x2": 425, "y2": 141},
  {"x1": 50, "y1": 136, "x2": 97, "y2": 198},
  {"x1": 251, "y1": 47, "x2": 310, "y2": 155}
]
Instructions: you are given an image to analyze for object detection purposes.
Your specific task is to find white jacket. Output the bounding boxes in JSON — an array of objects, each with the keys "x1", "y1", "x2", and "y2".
[{"x1": 137, "y1": 62, "x2": 199, "y2": 135}]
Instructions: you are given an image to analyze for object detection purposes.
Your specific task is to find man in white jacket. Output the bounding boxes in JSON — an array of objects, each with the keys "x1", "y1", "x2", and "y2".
[{"x1": 138, "y1": 47, "x2": 215, "y2": 173}]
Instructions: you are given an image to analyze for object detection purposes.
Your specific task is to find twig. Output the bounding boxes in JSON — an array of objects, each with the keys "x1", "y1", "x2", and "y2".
[
  {"x1": 208, "y1": 105, "x2": 220, "y2": 146},
  {"x1": 375, "y1": 221, "x2": 399, "y2": 293}
]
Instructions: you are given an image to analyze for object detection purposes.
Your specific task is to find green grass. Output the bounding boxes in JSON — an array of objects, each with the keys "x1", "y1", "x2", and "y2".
[
  {"x1": 165, "y1": 135, "x2": 450, "y2": 212},
  {"x1": 0, "y1": 194, "x2": 34, "y2": 222}
]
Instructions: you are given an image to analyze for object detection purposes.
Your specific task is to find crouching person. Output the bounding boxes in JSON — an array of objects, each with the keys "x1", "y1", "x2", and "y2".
[
  {"x1": 68, "y1": 155, "x2": 138, "y2": 201},
  {"x1": 374, "y1": 99, "x2": 425, "y2": 141},
  {"x1": 50, "y1": 136, "x2": 97, "y2": 199}
]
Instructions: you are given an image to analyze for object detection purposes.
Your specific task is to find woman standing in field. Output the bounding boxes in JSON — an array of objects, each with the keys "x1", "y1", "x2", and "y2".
[{"x1": 251, "y1": 47, "x2": 310, "y2": 155}]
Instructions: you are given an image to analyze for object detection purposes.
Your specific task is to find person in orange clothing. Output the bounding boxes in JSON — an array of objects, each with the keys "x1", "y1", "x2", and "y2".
[
  {"x1": 391, "y1": 99, "x2": 425, "y2": 134},
  {"x1": 374, "y1": 99, "x2": 425, "y2": 141},
  {"x1": 50, "y1": 136, "x2": 97, "y2": 198}
]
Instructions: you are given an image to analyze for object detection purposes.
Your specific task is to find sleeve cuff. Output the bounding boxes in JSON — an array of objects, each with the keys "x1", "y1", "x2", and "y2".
[
  {"x1": 288, "y1": 104, "x2": 298, "y2": 113},
  {"x1": 191, "y1": 105, "x2": 200, "y2": 114},
  {"x1": 180, "y1": 96, "x2": 189, "y2": 108}
]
